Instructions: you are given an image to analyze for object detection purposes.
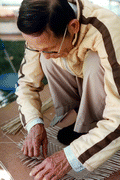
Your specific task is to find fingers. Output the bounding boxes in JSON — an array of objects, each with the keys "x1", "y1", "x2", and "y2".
[
  {"x1": 22, "y1": 146, "x2": 28, "y2": 156},
  {"x1": 30, "y1": 163, "x2": 54, "y2": 180},
  {"x1": 22, "y1": 143, "x2": 40, "y2": 157},
  {"x1": 29, "y1": 150, "x2": 71, "y2": 180},
  {"x1": 21, "y1": 134, "x2": 41, "y2": 157},
  {"x1": 43, "y1": 172, "x2": 55, "y2": 180},
  {"x1": 42, "y1": 137, "x2": 48, "y2": 158},
  {"x1": 21, "y1": 124, "x2": 48, "y2": 158},
  {"x1": 34, "y1": 145, "x2": 40, "y2": 157},
  {"x1": 51, "y1": 164, "x2": 72, "y2": 180},
  {"x1": 29, "y1": 162, "x2": 45, "y2": 177},
  {"x1": 30, "y1": 166, "x2": 66, "y2": 180},
  {"x1": 21, "y1": 141, "x2": 29, "y2": 156},
  {"x1": 43, "y1": 166, "x2": 69, "y2": 180}
]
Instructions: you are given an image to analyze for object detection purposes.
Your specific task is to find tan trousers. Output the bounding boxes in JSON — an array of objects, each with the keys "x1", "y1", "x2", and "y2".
[{"x1": 40, "y1": 51, "x2": 106, "y2": 133}]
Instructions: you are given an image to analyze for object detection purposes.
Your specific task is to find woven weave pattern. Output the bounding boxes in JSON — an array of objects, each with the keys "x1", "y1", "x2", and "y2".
[
  {"x1": 17, "y1": 126, "x2": 120, "y2": 180},
  {"x1": 17, "y1": 126, "x2": 76, "y2": 180}
]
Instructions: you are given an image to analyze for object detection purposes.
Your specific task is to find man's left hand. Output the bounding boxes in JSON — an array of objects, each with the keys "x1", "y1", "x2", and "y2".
[{"x1": 29, "y1": 150, "x2": 72, "y2": 180}]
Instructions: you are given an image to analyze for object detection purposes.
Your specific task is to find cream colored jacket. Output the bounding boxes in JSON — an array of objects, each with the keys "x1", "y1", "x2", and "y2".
[{"x1": 16, "y1": 0, "x2": 120, "y2": 171}]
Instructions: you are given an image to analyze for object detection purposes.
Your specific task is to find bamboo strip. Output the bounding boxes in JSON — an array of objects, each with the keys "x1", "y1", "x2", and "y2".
[{"x1": 1, "y1": 97, "x2": 53, "y2": 134}]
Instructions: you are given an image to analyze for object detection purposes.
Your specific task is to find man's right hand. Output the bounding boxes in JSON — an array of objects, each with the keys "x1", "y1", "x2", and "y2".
[{"x1": 21, "y1": 124, "x2": 48, "y2": 158}]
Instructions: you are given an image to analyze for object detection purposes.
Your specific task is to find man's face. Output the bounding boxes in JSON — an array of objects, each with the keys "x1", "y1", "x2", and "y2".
[{"x1": 22, "y1": 28, "x2": 74, "y2": 59}]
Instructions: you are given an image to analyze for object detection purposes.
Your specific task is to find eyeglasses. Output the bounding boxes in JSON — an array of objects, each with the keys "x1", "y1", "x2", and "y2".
[{"x1": 25, "y1": 26, "x2": 68, "y2": 54}]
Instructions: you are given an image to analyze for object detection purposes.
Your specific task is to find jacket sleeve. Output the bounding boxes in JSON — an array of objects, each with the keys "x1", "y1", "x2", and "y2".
[
  {"x1": 15, "y1": 44, "x2": 45, "y2": 129},
  {"x1": 70, "y1": 10, "x2": 120, "y2": 171}
]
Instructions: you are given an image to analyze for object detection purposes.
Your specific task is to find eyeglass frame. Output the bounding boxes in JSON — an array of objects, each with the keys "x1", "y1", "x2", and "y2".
[{"x1": 25, "y1": 26, "x2": 68, "y2": 54}]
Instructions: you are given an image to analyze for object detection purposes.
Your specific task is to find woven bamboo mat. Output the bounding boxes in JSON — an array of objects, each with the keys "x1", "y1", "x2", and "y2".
[{"x1": 17, "y1": 126, "x2": 120, "y2": 180}]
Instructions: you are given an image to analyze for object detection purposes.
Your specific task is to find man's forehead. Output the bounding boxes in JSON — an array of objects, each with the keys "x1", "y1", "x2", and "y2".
[
  {"x1": 22, "y1": 31, "x2": 52, "y2": 43},
  {"x1": 22, "y1": 30, "x2": 59, "y2": 50}
]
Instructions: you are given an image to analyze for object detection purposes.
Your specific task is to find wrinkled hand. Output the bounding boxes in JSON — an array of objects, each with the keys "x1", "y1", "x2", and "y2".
[
  {"x1": 21, "y1": 124, "x2": 48, "y2": 158},
  {"x1": 29, "y1": 150, "x2": 72, "y2": 180}
]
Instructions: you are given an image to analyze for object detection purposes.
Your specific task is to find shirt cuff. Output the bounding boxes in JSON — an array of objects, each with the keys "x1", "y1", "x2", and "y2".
[
  {"x1": 26, "y1": 118, "x2": 44, "y2": 133},
  {"x1": 64, "y1": 145, "x2": 85, "y2": 172}
]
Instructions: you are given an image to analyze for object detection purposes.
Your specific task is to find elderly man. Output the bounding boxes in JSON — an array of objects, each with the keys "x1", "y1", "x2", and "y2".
[{"x1": 16, "y1": 0, "x2": 120, "y2": 179}]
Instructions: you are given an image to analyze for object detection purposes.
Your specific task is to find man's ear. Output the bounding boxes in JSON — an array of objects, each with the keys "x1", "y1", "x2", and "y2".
[{"x1": 68, "y1": 19, "x2": 80, "y2": 34}]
